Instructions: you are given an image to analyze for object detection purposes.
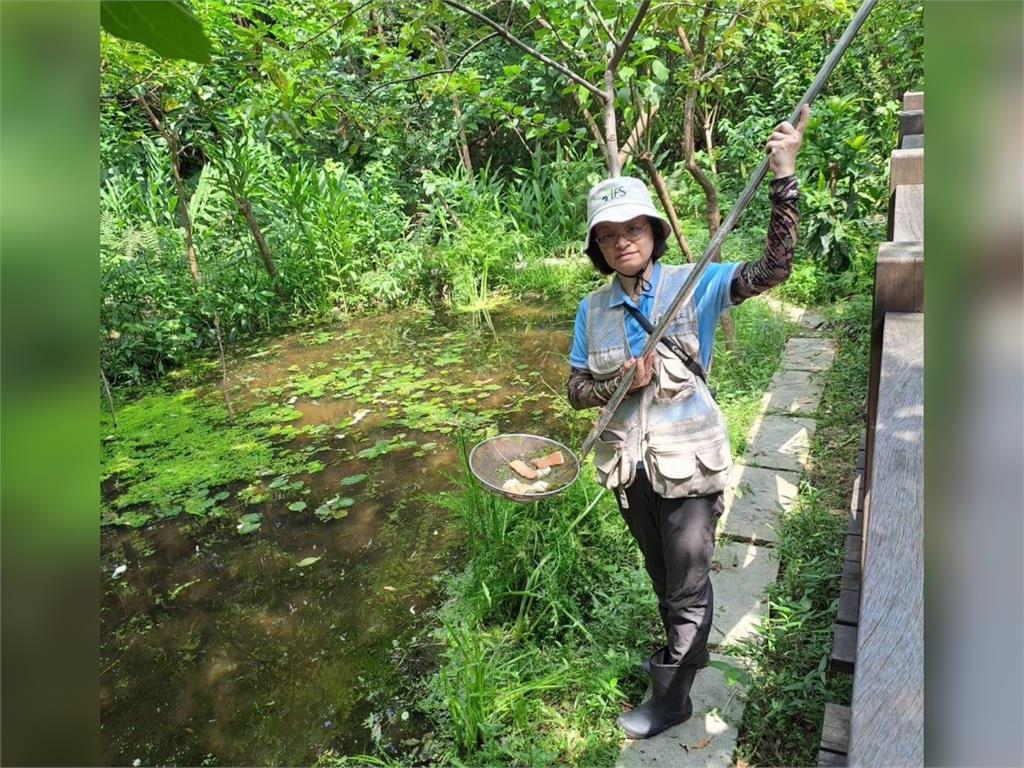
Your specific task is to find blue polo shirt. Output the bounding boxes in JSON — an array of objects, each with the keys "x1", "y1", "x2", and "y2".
[{"x1": 569, "y1": 261, "x2": 740, "y2": 373}]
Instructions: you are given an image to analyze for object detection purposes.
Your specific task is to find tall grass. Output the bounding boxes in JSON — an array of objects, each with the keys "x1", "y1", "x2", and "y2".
[
  {"x1": 505, "y1": 143, "x2": 604, "y2": 250},
  {"x1": 437, "y1": 619, "x2": 570, "y2": 756},
  {"x1": 420, "y1": 439, "x2": 650, "y2": 764}
]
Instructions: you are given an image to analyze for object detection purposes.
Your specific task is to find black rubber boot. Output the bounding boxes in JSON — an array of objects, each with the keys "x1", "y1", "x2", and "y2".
[
  {"x1": 618, "y1": 657, "x2": 699, "y2": 739},
  {"x1": 641, "y1": 645, "x2": 709, "y2": 674}
]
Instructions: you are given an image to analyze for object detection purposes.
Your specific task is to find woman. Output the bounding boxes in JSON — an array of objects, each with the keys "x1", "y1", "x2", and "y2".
[{"x1": 567, "y1": 106, "x2": 808, "y2": 739}]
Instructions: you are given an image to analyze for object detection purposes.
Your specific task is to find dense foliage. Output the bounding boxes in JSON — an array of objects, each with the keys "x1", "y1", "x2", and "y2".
[{"x1": 101, "y1": 0, "x2": 922, "y2": 387}]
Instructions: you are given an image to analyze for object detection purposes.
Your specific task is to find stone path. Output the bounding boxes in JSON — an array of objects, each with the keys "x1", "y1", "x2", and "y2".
[{"x1": 616, "y1": 298, "x2": 834, "y2": 767}]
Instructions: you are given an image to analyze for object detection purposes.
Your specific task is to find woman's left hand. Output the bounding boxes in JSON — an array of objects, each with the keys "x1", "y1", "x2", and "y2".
[
  {"x1": 765, "y1": 103, "x2": 810, "y2": 178},
  {"x1": 623, "y1": 352, "x2": 656, "y2": 392}
]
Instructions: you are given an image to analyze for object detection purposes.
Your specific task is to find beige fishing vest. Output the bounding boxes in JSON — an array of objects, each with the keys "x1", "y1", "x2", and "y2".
[{"x1": 585, "y1": 264, "x2": 732, "y2": 498}]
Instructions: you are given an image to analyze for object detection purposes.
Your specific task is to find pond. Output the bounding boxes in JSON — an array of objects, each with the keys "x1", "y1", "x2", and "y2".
[{"x1": 100, "y1": 305, "x2": 581, "y2": 766}]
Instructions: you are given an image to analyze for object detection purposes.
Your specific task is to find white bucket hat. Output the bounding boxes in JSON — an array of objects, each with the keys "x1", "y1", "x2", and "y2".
[{"x1": 585, "y1": 176, "x2": 672, "y2": 250}]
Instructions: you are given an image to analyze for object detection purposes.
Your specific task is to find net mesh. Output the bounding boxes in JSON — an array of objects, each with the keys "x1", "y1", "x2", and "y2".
[{"x1": 469, "y1": 434, "x2": 580, "y2": 503}]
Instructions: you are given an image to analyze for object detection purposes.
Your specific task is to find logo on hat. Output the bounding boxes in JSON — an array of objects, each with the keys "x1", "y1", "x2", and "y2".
[{"x1": 599, "y1": 185, "x2": 627, "y2": 203}]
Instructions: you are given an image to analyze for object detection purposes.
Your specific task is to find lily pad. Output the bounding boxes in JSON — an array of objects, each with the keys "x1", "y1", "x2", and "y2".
[
  {"x1": 236, "y1": 512, "x2": 262, "y2": 535},
  {"x1": 340, "y1": 473, "x2": 368, "y2": 486},
  {"x1": 287, "y1": 501, "x2": 308, "y2": 512},
  {"x1": 315, "y1": 496, "x2": 356, "y2": 522}
]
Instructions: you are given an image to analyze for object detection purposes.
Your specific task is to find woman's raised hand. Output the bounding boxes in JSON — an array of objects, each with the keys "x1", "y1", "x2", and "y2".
[
  {"x1": 765, "y1": 103, "x2": 810, "y2": 178},
  {"x1": 623, "y1": 351, "x2": 657, "y2": 392}
]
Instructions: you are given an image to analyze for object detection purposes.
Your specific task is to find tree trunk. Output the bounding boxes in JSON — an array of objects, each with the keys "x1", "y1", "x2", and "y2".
[
  {"x1": 703, "y1": 103, "x2": 719, "y2": 176},
  {"x1": 138, "y1": 95, "x2": 237, "y2": 419},
  {"x1": 682, "y1": 92, "x2": 736, "y2": 350},
  {"x1": 172, "y1": 155, "x2": 203, "y2": 284},
  {"x1": 637, "y1": 152, "x2": 692, "y2": 262},
  {"x1": 435, "y1": 40, "x2": 474, "y2": 179},
  {"x1": 238, "y1": 196, "x2": 287, "y2": 301},
  {"x1": 683, "y1": 90, "x2": 722, "y2": 240},
  {"x1": 603, "y1": 68, "x2": 621, "y2": 176},
  {"x1": 452, "y1": 92, "x2": 474, "y2": 179},
  {"x1": 139, "y1": 97, "x2": 202, "y2": 283}
]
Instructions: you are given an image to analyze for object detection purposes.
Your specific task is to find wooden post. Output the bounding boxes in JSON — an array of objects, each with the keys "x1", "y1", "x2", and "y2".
[
  {"x1": 889, "y1": 184, "x2": 924, "y2": 242},
  {"x1": 901, "y1": 134, "x2": 924, "y2": 150},
  {"x1": 898, "y1": 110, "x2": 924, "y2": 143},
  {"x1": 902, "y1": 91, "x2": 924, "y2": 110},
  {"x1": 889, "y1": 148, "x2": 924, "y2": 192},
  {"x1": 865, "y1": 241, "x2": 923, "y2": 496}
]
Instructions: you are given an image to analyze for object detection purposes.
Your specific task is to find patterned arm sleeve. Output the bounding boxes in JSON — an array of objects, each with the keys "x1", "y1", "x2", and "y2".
[
  {"x1": 567, "y1": 366, "x2": 623, "y2": 410},
  {"x1": 731, "y1": 174, "x2": 800, "y2": 305}
]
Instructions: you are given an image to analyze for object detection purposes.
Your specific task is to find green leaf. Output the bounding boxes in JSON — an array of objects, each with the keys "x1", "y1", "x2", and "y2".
[
  {"x1": 100, "y1": 0, "x2": 212, "y2": 63},
  {"x1": 296, "y1": 556, "x2": 322, "y2": 568},
  {"x1": 236, "y1": 512, "x2": 262, "y2": 535},
  {"x1": 340, "y1": 473, "x2": 368, "y2": 486},
  {"x1": 708, "y1": 659, "x2": 751, "y2": 687},
  {"x1": 287, "y1": 501, "x2": 308, "y2": 512},
  {"x1": 315, "y1": 496, "x2": 356, "y2": 522},
  {"x1": 651, "y1": 59, "x2": 670, "y2": 83}
]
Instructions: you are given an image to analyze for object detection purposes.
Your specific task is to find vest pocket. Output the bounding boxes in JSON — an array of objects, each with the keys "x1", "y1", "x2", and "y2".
[
  {"x1": 654, "y1": 354, "x2": 696, "y2": 404},
  {"x1": 696, "y1": 441, "x2": 731, "y2": 473},
  {"x1": 593, "y1": 428, "x2": 635, "y2": 490},
  {"x1": 646, "y1": 436, "x2": 732, "y2": 498}
]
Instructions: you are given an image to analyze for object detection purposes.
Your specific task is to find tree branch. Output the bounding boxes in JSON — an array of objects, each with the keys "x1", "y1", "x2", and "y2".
[
  {"x1": 618, "y1": 101, "x2": 659, "y2": 167},
  {"x1": 603, "y1": 68, "x2": 620, "y2": 175},
  {"x1": 534, "y1": 8, "x2": 587, "y2": 63},
  {"x1": 440, "y1": 0, "x2": 605, "y2": 100},
  {"x1": 695, "y1": 0, "x2": 716, "y2": 57},
  {"x1": 289, "y1": 0, "x2": 376, "y2": 54},
  {"x1": 675, "y1": 24, "x2": 694, "y2": 58},
  {"x1": 572, "y1": 92, "x2": 609, "y2": 156},
  {"x1": 609, "y1": 0, "x2": 651, "y2": 70},
  {"x1": 638, "y1": 152, "x2": 693, "y2": 262},
  {"x1": 585, "y1": 0, "x2": 620, "y2": 49},
  {"x1": 363, "y1": 32, "x2": 499, "y2": 97}
]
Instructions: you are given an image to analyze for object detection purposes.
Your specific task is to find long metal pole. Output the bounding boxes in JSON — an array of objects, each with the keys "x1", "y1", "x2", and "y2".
[{"x1": 580, "y1": 0, "x2": 879, "y2": 461}]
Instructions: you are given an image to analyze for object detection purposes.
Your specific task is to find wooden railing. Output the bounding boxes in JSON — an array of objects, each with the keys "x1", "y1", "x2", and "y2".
[{"x1": 819, "y1": 90, "x2": 924, "y2": 768}]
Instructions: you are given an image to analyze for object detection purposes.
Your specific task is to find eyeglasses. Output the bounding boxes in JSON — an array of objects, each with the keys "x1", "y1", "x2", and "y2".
[{"x1": 594, "y1": 221, "x2": 650, "y2": 248}]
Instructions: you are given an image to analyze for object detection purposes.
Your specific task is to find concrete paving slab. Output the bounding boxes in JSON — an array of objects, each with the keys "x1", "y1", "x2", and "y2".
[
  {"x1": 782, "y1": 337, "x2": 837, "y2": 371},
  {"x1": 744, "y1": 414, "x2": 815, "y2": 473},
  {"x1": 616, "y1": 653, "x2": 748, "y2": 768},
  {"x1": 709, "y1": 540, "x2": 779, "y2": 649},
  {"x1": 758, "y1": 295, "x2": 827, "y2": 332},
  {"x1": 762, "y1": 367, "x2": 826, "y2": 415},
  {"x1": 720, "y1": 463, "x2": 801, "y2": 544}
]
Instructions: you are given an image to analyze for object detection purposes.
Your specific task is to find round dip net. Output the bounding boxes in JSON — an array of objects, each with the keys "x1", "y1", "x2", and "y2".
[{"x1": 469, "y1": 433, "x2": 580, "y2": 503}]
